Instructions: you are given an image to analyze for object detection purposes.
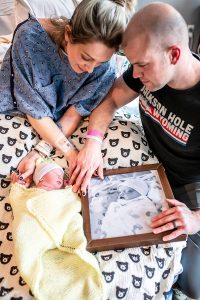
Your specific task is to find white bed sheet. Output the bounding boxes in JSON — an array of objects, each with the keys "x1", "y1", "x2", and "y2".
[{"x1": 0, "y1": 112, "x2": 186, "y2": 300}]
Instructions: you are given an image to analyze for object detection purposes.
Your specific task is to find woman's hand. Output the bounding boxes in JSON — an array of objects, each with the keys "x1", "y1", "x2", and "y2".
[
  {"x1": 69, "y1": 139, "x2": 104, "y2": 194},
  {"x1": 64, "y1": 148, "x2": 79, "y2": 178},
  {"x1": 151, "y1": 198, "x2": 200, "y2": 241},
  {"x1": 11, "y1": 150, "x2": 40, "y2": 187}
]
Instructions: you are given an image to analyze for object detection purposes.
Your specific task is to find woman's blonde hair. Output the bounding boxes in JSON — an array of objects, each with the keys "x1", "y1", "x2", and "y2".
[{"x1": 49, "y1": 0, "x2": 137, "y2": 50}]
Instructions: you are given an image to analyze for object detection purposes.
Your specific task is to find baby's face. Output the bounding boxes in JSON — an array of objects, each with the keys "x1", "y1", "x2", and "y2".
[
  {"x1": 37, "y1": 169, "x2": 64, "y2": 191},
  {"x1": 118, "y1": 186, "x2": 140, "y2": 200}
]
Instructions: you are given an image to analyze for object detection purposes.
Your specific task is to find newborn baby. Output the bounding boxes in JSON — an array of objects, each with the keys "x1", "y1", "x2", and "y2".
[
  {"x1": 11, "y1": 158, "x2": 66, "y2": 191},
  {"x1": 33, "y1": 160, "x2": 65, "y2": 191}
]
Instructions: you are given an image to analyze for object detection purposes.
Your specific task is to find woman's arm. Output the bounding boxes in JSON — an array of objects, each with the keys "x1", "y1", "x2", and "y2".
[
  {"x1": 14, "y1": 106, "x2": 82, "y2": 186},
  {"x1": 27, "y1": 105, "x2": 81, "y2": 143},
  {"x1": 27, "y1": 107, "x2": 81, "y2": 174},
  {"x1": 57, "y1": 105, "x2": 82, "y2": 137}
]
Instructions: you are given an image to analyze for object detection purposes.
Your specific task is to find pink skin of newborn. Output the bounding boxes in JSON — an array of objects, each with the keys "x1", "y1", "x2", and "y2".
[{"x1": 36, "y1": 168, "x2": 65, "y2": 191}]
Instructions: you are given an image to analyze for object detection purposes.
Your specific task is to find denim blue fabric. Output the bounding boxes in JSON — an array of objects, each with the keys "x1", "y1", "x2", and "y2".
[{"x1": 0, "y1": 15, "x2": 116, "y2": 121}]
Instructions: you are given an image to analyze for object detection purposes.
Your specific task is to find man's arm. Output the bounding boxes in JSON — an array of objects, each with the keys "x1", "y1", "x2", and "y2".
[
  {"x1": 70, "y1": 75, "x2": 139, "y2": 193},
  {"x1": 87, "y1": 76, "x2": 138, "y2": 133}
]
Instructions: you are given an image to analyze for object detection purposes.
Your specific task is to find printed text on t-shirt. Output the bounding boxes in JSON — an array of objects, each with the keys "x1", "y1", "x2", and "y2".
[{"x1": 140, "y1": 86, "x2": 194, "y2": 145}]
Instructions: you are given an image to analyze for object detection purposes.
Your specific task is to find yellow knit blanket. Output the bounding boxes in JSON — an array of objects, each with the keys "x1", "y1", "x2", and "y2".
[{"x1": 10, "y1": 183, "x2": 103, "y2": 300}]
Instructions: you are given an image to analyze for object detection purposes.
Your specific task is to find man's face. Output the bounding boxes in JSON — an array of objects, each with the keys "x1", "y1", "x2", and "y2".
[{"x1": 123, "y1": 36, "x2": 173, "y2": 92}]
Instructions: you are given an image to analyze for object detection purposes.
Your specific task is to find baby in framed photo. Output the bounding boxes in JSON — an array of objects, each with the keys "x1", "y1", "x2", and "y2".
[
  {"x1": 81, "y1": 164, "x2": 185, "y2": 252},
  {"x1": 89, "y1": 169, "x2": 167, "y2": 239}
]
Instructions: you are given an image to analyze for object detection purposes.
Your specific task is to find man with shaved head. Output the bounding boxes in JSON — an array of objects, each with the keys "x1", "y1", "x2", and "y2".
[
  {"x1": 72, "y1": 3, "x2": 200, "y2": 298},
  {"x1": 122, "y1": 2, "x2": 191, "y2": 92}
]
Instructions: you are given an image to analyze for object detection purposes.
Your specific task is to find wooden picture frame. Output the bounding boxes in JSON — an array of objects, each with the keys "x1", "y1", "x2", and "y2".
[{"x1": 81, "y1": 163, "x2": 186, "y2": 252}]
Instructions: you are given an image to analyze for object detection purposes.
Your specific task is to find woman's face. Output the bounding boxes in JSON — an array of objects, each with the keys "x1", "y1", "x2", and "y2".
[{"x1": 64, "y1": 38, "x2": 115, "y2": 73}]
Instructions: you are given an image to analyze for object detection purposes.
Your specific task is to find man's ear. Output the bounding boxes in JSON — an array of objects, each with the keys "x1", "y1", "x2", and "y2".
[{"x1": 169, "y1": 46, "x2": 181, "y2": 65}]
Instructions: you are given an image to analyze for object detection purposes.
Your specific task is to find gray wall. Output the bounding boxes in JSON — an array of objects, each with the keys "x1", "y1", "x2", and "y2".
[{"x1": 135, "y1": 0, "x2": 200, "y2": 52}]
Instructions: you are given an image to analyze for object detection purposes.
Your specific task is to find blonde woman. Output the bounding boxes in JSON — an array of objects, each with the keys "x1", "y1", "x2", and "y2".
[{"x1": 0, "y1": 0, "x2": 136, "y2": 186}]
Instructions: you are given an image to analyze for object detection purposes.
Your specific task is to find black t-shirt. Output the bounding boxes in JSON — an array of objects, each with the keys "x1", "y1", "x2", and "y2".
[{"x1": 123, "y1": 57, "x2": 200, "y2": 187}]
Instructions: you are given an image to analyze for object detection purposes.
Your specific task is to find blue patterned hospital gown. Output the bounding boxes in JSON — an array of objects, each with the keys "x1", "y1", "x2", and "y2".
[{"x1": 0, "y1": 15, "x2": 116, "y2": 121}]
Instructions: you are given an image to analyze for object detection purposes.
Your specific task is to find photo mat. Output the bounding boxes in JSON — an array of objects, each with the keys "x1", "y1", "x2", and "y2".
[{"x1": 81, "y1": 163, "x2": 186, "y2": 252}]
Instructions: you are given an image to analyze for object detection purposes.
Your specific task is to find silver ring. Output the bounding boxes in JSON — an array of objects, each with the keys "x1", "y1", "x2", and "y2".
[{"x1": 172, "y1": 220, "x2": 178, "y2": 229}]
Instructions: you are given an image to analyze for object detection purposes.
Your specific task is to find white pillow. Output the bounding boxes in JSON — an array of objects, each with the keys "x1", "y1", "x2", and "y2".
[
  {"x1": 0, "y1": 0, "x2": 15, "y2": 16},
  {"x1": 0, "y1": 0, "x2": 16, "y2": 35},
  {"x1": 15, "y1": 0, "x2": 79, "y2": 24}
]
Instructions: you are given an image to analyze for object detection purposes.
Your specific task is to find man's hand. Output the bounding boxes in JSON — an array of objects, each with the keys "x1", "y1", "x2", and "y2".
[
  {"x1": 69, "y1": 139, "x2": 104, "y2": 194},
  {"x1": 11, "y1": 150, "x2": 40, "y2": 187},
  {"x1": 151, "y1": 198, "x2": 200, "y2": 241}
]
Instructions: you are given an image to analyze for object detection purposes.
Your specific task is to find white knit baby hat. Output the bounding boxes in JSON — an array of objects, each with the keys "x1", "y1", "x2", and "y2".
[{"x1": 33, "y1": 160, "x2": 64, "y2": 185}]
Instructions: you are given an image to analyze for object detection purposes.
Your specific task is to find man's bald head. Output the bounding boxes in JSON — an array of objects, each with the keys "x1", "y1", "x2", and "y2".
[{"x1": 123, "y1": 2, "x2": 189, "y2": 49}]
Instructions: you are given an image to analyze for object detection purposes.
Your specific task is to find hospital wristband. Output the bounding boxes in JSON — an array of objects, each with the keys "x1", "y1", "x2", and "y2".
[
  {"x1": 55, "y1": 135, "x2": 75, "y2": 155},
  {"x1": 34, "y1": 140, "x2": 53, "y2": 157},
  {"x1": 33, "y1": 148, "x2": 47, "y2": 158},
  {"x1": 85, "y1": 135, "x2": 103, "y2": 144},
  {"x1": 87, "y1": 130, "x2": 104, "y2": 139}
]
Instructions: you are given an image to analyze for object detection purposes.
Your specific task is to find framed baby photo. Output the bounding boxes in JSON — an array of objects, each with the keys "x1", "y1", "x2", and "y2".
[{"x1": 81, "y1": 163, "x2": 186, "y2": 252}]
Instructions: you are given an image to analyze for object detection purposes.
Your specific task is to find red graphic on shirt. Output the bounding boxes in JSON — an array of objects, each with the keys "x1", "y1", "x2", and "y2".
[{"x1": 139, "y1": 88, "x2": 194, "y2": 145}]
